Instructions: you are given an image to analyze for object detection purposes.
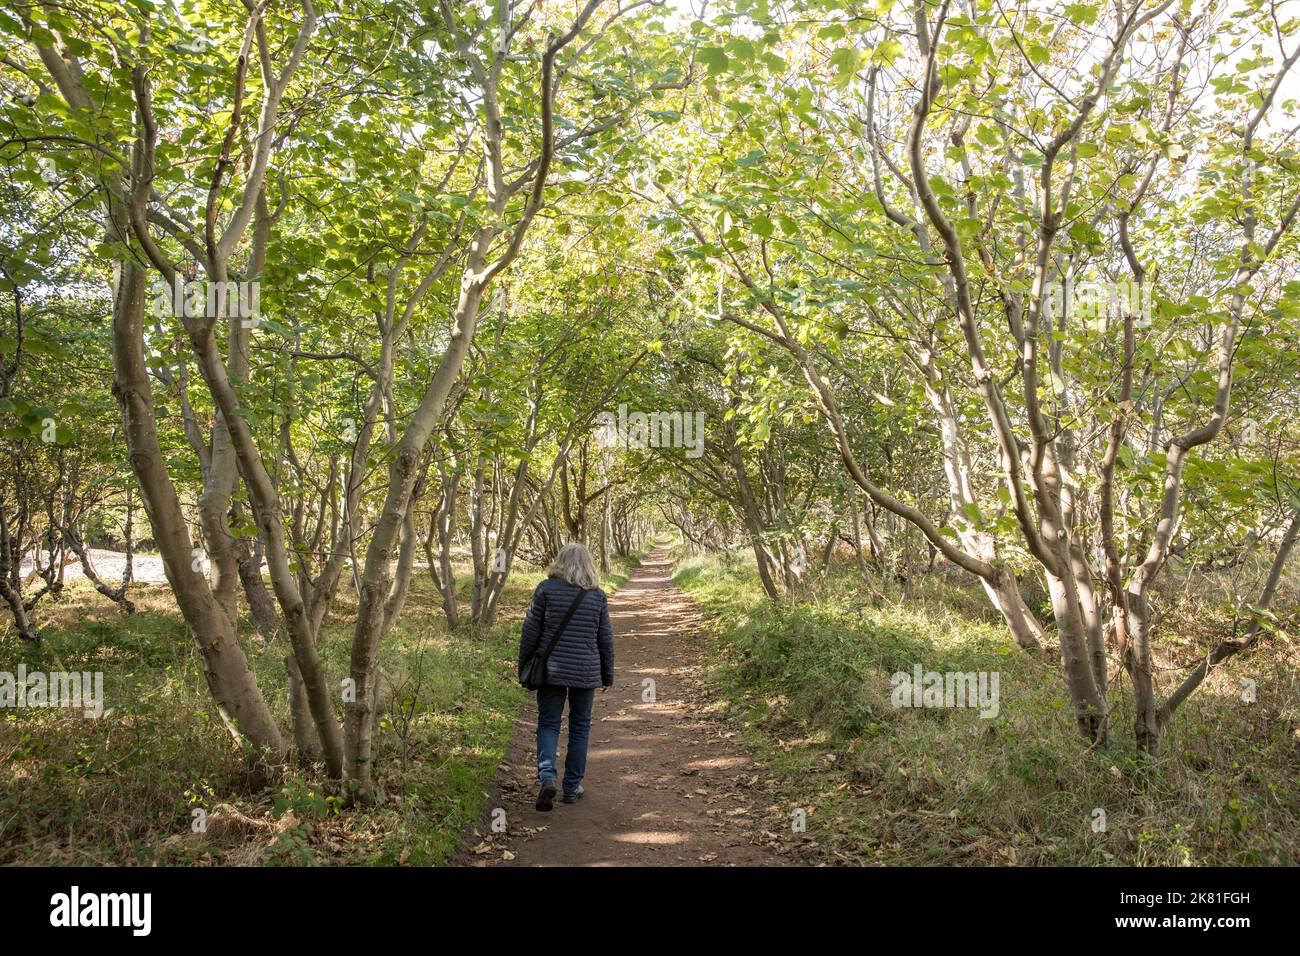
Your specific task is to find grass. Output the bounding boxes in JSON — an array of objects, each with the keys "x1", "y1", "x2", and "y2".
[
  {"x1": 674, "y1": 546, "x2": 1300, "y2": 866},
  {"x1": 0, "y1": 551, "x2": 641, "y2": 866}
]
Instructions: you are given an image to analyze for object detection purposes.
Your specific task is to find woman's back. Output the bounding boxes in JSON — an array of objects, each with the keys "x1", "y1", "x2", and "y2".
[
  {"x1": 518, "y1": 576, "x2": 613, "y2": 689},
  {"x1": 519, "y1": 543, "x2": 615, "y2": 811}
]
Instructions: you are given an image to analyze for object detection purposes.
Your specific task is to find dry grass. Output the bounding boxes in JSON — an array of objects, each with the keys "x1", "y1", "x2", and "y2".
[{"x1": 675, "y1": 547, "x2": 1299, "y2": 866}]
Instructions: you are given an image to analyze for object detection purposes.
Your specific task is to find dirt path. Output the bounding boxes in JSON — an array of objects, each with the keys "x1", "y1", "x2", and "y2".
[{"x1": 461, "y1": 547, "x2": 791, "y2": 867}]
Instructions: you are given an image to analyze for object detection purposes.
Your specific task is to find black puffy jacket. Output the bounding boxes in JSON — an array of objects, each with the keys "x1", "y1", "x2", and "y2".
[{"x1": 517, "y1": 576, "x2": 614, "y2": 689}]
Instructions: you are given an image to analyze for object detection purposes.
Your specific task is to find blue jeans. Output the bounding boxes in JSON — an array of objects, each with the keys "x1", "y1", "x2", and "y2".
[{"x1": 536, "y1": 685, "x2": 596, "y2": 793}]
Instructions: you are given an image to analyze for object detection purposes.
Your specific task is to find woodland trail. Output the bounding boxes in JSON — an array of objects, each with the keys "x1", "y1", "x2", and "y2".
[{"x1": 461, "y1": 546, "x2": 793, "y2": 867}]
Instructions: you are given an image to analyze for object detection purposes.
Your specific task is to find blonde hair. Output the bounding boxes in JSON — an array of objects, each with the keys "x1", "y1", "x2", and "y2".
[{"x1": 548, "y1": 543, "x2": 599, "y2": 590}]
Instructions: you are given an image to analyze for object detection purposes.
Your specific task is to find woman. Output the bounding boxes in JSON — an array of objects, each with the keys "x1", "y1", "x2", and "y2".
[{"x1": 517, "y1": 543, "x2": 614, "y2": 811}]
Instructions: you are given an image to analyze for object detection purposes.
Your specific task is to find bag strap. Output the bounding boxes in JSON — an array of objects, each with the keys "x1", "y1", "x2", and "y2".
[{"x1": 537, "y1": 587, "x2": 589, "y2": 665}]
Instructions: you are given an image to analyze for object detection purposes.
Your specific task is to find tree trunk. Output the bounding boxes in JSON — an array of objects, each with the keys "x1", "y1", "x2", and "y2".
[
  {"x1": 979, "y1": 567, "x2": 1045, "y2": 652},
  {"x1": 344, "y1": 251, "x2": 489, "y2": 798},
  {"x1": 237, "y1": 530, "x2": 280, "y2": 641},
  {"x1": 286, "y1": 654, "x2": 323, "y2": 764},
  {"x1": 111, "y1": 258, "x2": 284, "y2": 766}
]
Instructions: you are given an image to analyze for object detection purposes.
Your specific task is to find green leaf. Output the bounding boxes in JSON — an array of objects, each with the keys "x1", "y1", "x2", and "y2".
[
  {"x1": 1065, "y1": 3, "x2": 1099, "y2": 25},
  {"x1": 699, "y1": 46, "x2": 729, "y2": 76},
  {"x1": 872, "y1": 39, "x2": 904, "y2": 66}
]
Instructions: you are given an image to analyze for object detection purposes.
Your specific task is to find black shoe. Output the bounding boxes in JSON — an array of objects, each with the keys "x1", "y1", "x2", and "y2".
[
  {"x1": 536, "y1": 778, "x2": 557, "y2": 812},
  {"x1": 562, "y1": 785, "x2": 584, "y2": 804}
]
